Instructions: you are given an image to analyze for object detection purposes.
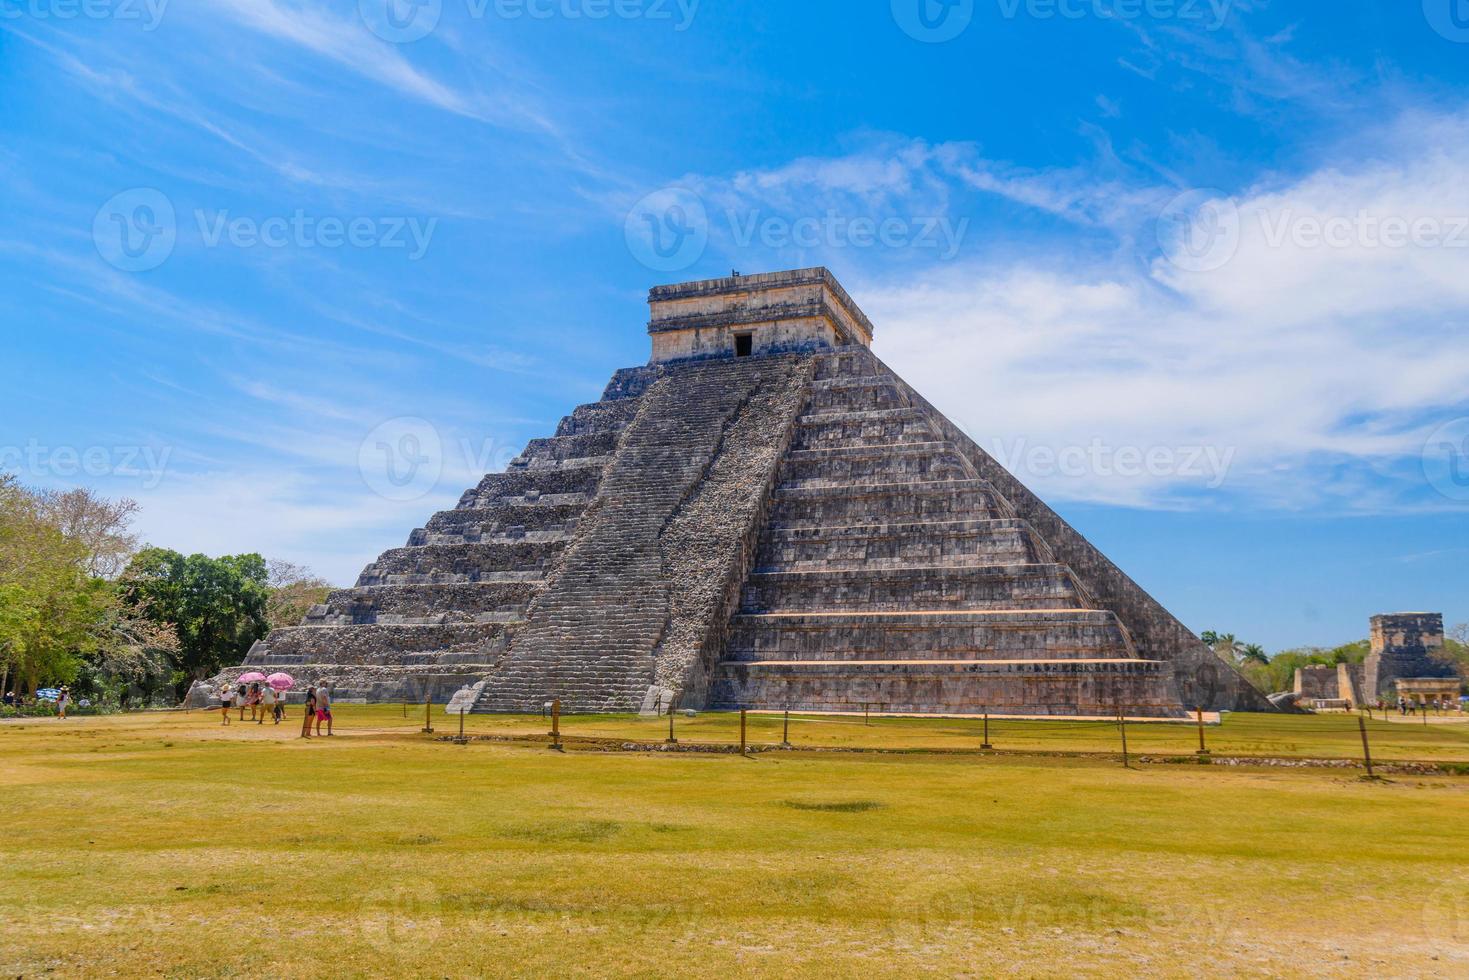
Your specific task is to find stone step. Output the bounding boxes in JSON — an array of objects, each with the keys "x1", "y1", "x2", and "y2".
[
  {"x1": 741, "y1": 563, "x2": 1085, "y2": 613},
  {"x1": 254, "y1": 622, "x2": 512, "y2": 666},
  {"x1": 791, "y1": 407, "x2": 939, "y2": 450},
  {"x1": 770, "y1": 479, "x2": 1013, "y2": 527},
  {"x1": 708, "y1": 656, "x2": 1184, "y2": 717},
  {"x1": 806, "y1": 377, "x2": 913, "y2": 414},
  {"x1": 465, "y1": 465, "x2": 605, "y2": 508},
  {"x1": 724, "y1": 609, "x2": 1135, "y2": 661},
  {"x1": 778, "y1": 442, "x2": 971, "y2": 488},
  {"x1": 357, "y1": 539, "x2": 568, "y2": 585},
  {"x1": 307, "y1": 582, "x2": 540, "y2": 624},
  {"x1": 756, "y1": 517, "x2": 1044, "y2": 571}
]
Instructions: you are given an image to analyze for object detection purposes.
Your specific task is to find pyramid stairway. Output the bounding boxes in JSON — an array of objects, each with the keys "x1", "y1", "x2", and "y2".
[{"x1": 706, "y1": 350, "x2": 1184, "y2": 717}]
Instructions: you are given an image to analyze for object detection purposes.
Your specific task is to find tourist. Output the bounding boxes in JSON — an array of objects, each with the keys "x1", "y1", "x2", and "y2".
[
  {"x1": 55, "y1": 686, "x2": 70, "y2": 720},
  {"x1": 260, "y1": 684, "x2": 278, "y2": 725},
  {"x1": 218, "y1": 684, "x2": 233, "y2": 726},
  {"x1": 315, "y1": 682, "x2": 333, "y2": 737},
  {"x1": 3, "y1": 691, "x2": 13, "y2": 707},
  {"x1": 301, "y1": 686, "x2": 317, "y2": 739},
  {"x1": 236, "y1": 684, "x2": 248, "y2": 721},
  {"x1": 273, "y1": 689, "x2": 286, "y2": 724}
]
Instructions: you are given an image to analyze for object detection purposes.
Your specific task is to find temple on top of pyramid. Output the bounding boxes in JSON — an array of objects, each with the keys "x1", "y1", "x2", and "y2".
[{"x1": 192, "y1": 268, "x2": 1273, "y2": 718}]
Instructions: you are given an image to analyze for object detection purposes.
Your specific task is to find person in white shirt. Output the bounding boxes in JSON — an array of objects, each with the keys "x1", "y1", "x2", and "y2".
[
  {"x1": 259, "y1": 685, "x2": 278, "y2": 725},
  {"x1": 314, "y1": 683, "x2": 333, "y2": 736}
]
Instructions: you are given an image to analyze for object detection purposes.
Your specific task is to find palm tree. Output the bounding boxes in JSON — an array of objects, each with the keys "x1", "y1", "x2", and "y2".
[{"x1": 1241, "y1": 643, "x2": 1269, "y2": 665}]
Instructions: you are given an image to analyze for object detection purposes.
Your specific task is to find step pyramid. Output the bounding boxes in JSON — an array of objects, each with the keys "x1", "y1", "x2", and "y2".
[{"x1": 196, "y1": 268, "x2": 1270, "y2": 717}]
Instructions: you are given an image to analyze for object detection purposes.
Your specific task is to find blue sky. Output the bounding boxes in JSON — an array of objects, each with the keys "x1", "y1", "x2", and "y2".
[{"x1": 2, "y1": 0, "x2": 1467, "y2": 650}]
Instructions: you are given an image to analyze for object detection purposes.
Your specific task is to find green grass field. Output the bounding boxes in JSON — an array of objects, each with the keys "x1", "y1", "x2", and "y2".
[{"x1": 3, "y1": 707, "x2": 1468, "y2": 977}]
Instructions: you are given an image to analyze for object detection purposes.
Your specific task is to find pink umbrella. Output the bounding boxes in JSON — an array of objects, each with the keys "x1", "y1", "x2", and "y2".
[
  {"x1": 266, "y1": 672, "x2": 294, "y2": 691},
  {"x1": 238, "y1": 671, "x2": 267, "y2": 684}
]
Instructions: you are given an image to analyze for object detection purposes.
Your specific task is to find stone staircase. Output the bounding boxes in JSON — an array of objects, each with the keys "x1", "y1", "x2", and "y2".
[
  {"x1": 469, "y1": 353, "x2": 812, "y2": 713},
  {"x1": 707, "y1": 349, "x2": 1187, "y2": 717}
]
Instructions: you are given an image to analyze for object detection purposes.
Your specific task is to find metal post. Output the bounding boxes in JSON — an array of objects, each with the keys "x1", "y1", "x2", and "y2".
[
  {"x1": 1117, "y1": 709, "x2": 1129, "y2": 769},
  {"x1": 981, "y1": 711, "x2": 992, "y2": 750},
  {"x1": 1358, "y1": 713, "x2": 1375, "y2": 779},
  {"x1": 1195, "y1": 705, "x2": 1209, "y2": 755},
  {"x1": 421, "y1": 693, "x2": 433, "y2": 734},
  {"x1": 549, "y1": 698, "x2": 562, "y2": 751},
  {"x1": 740, "y1": 708, "x2": 747, "y2": 755}
]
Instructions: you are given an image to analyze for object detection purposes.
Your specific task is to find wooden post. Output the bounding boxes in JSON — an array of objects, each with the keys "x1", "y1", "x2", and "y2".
[
  {"x1": 550, "y1": 698, "x2": 562, "y2": 751},
  {"x1": 1357, "y1": 713, "x2": 1375, "y2": 779},
  {"x1": 457, "y1": 704, "x2": 466, "y2": 744},
  {"x1": 981, "y1": 711, "x2": 992, "y2": 750},
  {"x1": 421, "y1": 693, "x2": 433, "y2": 734},
  {"x1": 864, "y1": 703, "x2": 870, "y2": 727},
  {"x1": 739, "y1": 708, "x2": 747, "y2": 755},
  {"x1": 1195, "y1": 705, "x2": 1209, "y2": 755},
  {"x1": 666, "y1": 703, "x2": 677, "y2": 744},
  {"x1": 781, "y1": 709, "x2": 791, "y2": 748},
  {"x1": 1117, "y1": 709, "x2": 1130, "y2": 769}
]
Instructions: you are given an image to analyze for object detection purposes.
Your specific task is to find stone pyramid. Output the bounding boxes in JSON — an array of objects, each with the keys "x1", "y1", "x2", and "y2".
[{"x1": 203, "y1": 269, "x2": 1270, "y2": 717}]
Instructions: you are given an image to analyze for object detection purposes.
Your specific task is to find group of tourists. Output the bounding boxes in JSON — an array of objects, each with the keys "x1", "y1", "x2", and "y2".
[
  {"x1": 1391, "y1": 696, "x2": 1462, "y2": 716},
  {"x1": 5, "y1": 688, "x2": 77, "y2": 718},
  {"x1": 218, "y1": 681, "x2": 333, "y2": 738}
]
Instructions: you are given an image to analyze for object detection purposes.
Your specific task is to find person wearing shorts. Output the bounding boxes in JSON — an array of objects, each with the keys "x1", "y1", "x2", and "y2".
[
  {"x1": 259, "y1": 685, "x2": 277, "y2": 725},
  {"x1": 314, "y1": 683, "x2": 333, "y2": 737}
]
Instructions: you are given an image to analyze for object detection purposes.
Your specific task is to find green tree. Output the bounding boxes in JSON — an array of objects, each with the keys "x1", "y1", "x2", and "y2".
[{"x1": 122, "y1": 548, "x2": 271, "y2": 695}]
